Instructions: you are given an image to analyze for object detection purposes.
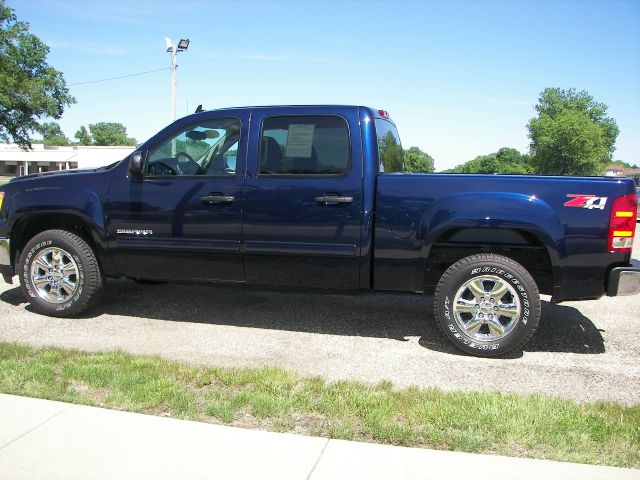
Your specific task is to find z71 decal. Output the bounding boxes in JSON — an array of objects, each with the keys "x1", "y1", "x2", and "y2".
[{"x1": 564, "y1": 194, "x2": 608, "y2": 210}]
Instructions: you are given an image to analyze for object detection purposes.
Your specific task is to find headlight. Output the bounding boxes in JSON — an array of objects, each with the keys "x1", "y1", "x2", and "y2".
[{"x1": 0, "y1": 192, "x2": 4, "y2": 212}]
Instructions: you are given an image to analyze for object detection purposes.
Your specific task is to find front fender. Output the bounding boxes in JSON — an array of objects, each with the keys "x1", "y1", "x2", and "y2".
[
  {"x1": 6, "y1": 185, "x2": 111, "y2": 271},
  {"x1": 9, "y1": 185, "x2": 105, "y2": 231}
]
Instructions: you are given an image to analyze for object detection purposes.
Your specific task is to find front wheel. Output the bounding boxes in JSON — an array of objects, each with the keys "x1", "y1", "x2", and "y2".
[
  {"x1": 18, "y1": 229, "x2": 103, "y2": 317},
  {"x1": 433, "y1": 253, "x2": 541, "y2": 357}
]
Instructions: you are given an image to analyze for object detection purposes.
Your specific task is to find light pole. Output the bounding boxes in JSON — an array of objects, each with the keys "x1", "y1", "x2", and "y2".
[{"x1": 164, "y1": 37, "x2": 190, "y2": 121}]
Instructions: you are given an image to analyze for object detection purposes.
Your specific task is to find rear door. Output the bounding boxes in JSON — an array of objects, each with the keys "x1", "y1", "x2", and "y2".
[{"x1": 242, "y1": 107, "x2": 363, "y2": 288}]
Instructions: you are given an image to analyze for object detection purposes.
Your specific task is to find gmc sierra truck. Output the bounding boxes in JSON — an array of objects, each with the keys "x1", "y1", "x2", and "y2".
[{"x1": 0, "y1": 105, "x2": 638, "y2": 357}]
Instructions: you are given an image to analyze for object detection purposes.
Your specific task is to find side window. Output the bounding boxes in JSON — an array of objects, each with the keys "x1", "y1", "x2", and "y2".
[
  {"x1": 375, "y1": 119, "x2": 404, "y2": 173},
  {"x1": 146, "y1": 117, "x2": 241, "y2": 176},
  {"x1": 259, "y1": 115, "x2": 350, "y2": 175}
]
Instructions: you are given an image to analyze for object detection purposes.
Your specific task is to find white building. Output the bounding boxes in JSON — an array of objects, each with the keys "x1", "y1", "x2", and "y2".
[
  {"x1": 605, "y1": 163, "x2": 640, "y2": 183},
  {"x1": 0, "y1": 144, "x2": 135, "y2": 177}
]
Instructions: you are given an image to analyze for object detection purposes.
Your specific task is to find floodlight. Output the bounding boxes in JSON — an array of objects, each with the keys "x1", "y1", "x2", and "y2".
[
  {"x1": 177, "y1": 39, "x2": 190, "y2": 51},
  {"x1": 165, "y1": 36, "x2": 190, "y2": 121}
]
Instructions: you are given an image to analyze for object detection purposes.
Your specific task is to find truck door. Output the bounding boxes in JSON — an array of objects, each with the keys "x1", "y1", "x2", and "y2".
[
  {"x1": 243, "y1": 108, "x2": 363, "y2": 289},
  {"x1": 105, "y1": 112, "x2": 248, "y2": 282}
]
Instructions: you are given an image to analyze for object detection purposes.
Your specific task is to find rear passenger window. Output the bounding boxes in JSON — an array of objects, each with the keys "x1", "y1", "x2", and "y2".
[{"x1": 259, "y1": 116, "x2": 350, "y2": 175}]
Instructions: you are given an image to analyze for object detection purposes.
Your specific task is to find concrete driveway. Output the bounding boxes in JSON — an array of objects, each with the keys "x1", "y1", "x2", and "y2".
[{"x1": 1, "y1": 227, "x2": 639, "y2": 405}]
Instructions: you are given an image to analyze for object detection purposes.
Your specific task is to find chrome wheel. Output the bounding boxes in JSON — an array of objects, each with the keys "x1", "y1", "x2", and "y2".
[
  {"x1": 452, "y1": 275, "x2": 521, "y2": 342},
  {"x1": 29, "y1": 247, "x2": 79, "y2": 304}
]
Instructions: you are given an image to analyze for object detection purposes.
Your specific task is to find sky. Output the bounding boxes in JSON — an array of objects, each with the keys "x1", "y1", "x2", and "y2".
[{"x1": 10, "y1": 0, "x2": 640, "y2": 171}]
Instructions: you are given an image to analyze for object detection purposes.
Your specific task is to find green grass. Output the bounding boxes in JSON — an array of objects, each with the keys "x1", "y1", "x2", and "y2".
[{"x1": 0, "y1": 343, "x2": 638, "y2": 468}]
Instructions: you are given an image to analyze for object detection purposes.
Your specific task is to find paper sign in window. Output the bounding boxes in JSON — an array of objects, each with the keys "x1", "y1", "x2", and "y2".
[{"x1": 285, "y1": 124, "x2": 315, "y2": 158}]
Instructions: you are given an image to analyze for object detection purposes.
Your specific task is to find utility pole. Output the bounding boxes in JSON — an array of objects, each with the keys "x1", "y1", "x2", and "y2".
[{"x1": 164, "y1": 37, "x2": 190, "y2": 121}]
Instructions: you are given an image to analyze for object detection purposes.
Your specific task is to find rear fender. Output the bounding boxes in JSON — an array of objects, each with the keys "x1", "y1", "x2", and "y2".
[{"x1": 416, "y1": 191, "x2": 564, "y2": 289}]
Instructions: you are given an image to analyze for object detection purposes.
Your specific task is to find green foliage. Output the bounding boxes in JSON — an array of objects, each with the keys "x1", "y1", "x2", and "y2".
[
  {"x1": 404, "y1": 146, "x2": 435, "y2": 173},
  {"x1": 38, "y1": 121, "x2": 63, "y2": 139},
  {"x1": 611, "y1": 161, "x2": 638, "y2": 169},
  {"x1": 78, "y1": 122, "x2": 136, "y2": 146},
  {"x1": 74, "y1": 122, "x2": 136, "y2": 146},
  {"x1": 39, "y1": 121, "x2": 69, "y2": 146},
  {"x1": 74, "y1": 126, "x2": 92, "y2": 146},
  {"x1": 1, "y1": 343, "x2": 639, "y2": 468},
  {"x1": 43, "y1": 136, "x2": 69, "y2": 147},
  {"x1": 527, "y1": 88, "x2": 619, "y2": 175},
  {"x1": 0, "y1": 1, "x2": 75, "y2": 149},
  {"x1": 446, "y1": 148, "x2": 532, "y2": 174},
  {"x1": 379, "y1": 131, "x2": 404, "y2": 172}
]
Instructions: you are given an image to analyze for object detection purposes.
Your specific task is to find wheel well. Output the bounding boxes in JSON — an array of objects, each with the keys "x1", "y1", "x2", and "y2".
[
  {"x1": 424, "y1": 228, "x2": 553, "y2": 295},
  {"x1": 10, "y1": 214, "x2": 98, "y2": 269}
]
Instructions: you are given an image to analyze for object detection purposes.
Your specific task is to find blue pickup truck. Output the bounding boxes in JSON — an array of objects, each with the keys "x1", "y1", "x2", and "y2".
[{"x1": 0, "y1": 105, "x2": 638, "y2": 356}]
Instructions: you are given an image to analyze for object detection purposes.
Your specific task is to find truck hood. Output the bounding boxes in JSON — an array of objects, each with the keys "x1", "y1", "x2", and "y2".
[{"x1": 9, "y1": 167, "x2": 102, "y2": 183}]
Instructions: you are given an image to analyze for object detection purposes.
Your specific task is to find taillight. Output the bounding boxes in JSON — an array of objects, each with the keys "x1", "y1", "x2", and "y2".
[{"x1": 608, "y1": 194, "x2": 637, "y2": 252}]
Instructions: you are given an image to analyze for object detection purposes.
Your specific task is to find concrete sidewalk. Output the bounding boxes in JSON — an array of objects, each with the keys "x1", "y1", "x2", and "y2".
[{"x1": 0, "y1": 394, "x2": 637, "y2": 480}]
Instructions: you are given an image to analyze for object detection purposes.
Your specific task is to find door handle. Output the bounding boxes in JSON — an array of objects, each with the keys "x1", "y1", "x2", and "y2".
[
  {"x1": 201, "y1": 193, "x2": 235, "y2": 205},
  {"x1": 314, "y1": 194, "x2": 354, "y2": 205}
]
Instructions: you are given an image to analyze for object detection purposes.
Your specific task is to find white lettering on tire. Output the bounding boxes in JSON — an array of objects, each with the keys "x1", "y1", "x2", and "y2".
[{"x1": 442, "y1": 264, "x2": 533, "y2": 351}]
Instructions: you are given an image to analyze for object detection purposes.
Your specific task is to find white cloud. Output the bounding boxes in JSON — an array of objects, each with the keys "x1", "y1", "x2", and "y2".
[
  {"x1": 47, "y1": 40, "x2": 128, "y2": 55},
  {"x1": 40, "y1": 0, "x2": 215, "y2": 26}
]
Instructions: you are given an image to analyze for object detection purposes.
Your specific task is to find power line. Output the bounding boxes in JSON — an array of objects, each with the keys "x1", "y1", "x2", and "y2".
[{"x1": 70, "y1": 67, "x2": 170, "y2": 86}]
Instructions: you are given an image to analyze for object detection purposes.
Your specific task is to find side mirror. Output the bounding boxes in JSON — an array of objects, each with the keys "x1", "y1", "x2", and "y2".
[{"x1": 128, "y1": 151, "x2": 144, "y2": 181}]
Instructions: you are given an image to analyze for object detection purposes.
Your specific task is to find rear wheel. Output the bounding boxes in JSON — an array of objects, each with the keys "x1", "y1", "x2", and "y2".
[
  {"x1": 433, "y1": 253, "x2": 540, "y2": 357},
  {"x1": 18, "y1": 229, "x2": 103, "y2": 317}
]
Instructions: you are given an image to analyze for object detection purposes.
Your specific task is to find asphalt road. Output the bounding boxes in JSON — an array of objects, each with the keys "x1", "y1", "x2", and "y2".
[{"x1": 1, "y1": 227, "x2": 639, "y2": 406}]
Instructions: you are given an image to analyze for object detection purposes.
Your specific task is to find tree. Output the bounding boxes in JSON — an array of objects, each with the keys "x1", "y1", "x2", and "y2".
[
  {"x1": 404, "y1": 146, "x2": 435, "y2": 173},
  {"x1": 0, "y1": 1, "x2": 74, "y2": 149},
  {"x1": 87, "y1": 122, "x2": 136, "y2": 146},
  {"x1": 445, "y1": 147, "x2": 532, "y2": 174},
  {"x1": 74, "y1": 126, "x2": 92, "y2": 145},
  {"x1": 609, "y1": 160, "x2": 638, "y2": 169},
  {"x1": 527, "y1": 88, "x2": 619, "y2": 175},
  {"x1": 494, "y1": 147, "x2": 533, "y2": 174},
  {"x1": 39, "y1": 121, "x2": 69, "y2": 146}
]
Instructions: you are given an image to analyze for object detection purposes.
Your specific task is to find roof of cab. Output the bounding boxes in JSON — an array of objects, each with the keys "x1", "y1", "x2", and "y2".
[{"x1": 191, "y1": 105, "x2": 393, "y2": 123}]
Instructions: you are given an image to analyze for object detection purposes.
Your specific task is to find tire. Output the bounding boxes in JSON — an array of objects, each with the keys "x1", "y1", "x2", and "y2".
[
  {"x1": 433, "y1": 253, "x2": 541, "y2": 357},
  {"x1": 18, "y1": 229, "x2": 103, "y2": 317}
]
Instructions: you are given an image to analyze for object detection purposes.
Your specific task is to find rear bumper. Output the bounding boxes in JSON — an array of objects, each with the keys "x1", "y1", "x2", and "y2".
[
  {"x1": 0, "y1": 237, "x2": 13, "y2": 283},
  {"x1": 607, "y1": 263, "x2": 640, "y2": 296}
]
